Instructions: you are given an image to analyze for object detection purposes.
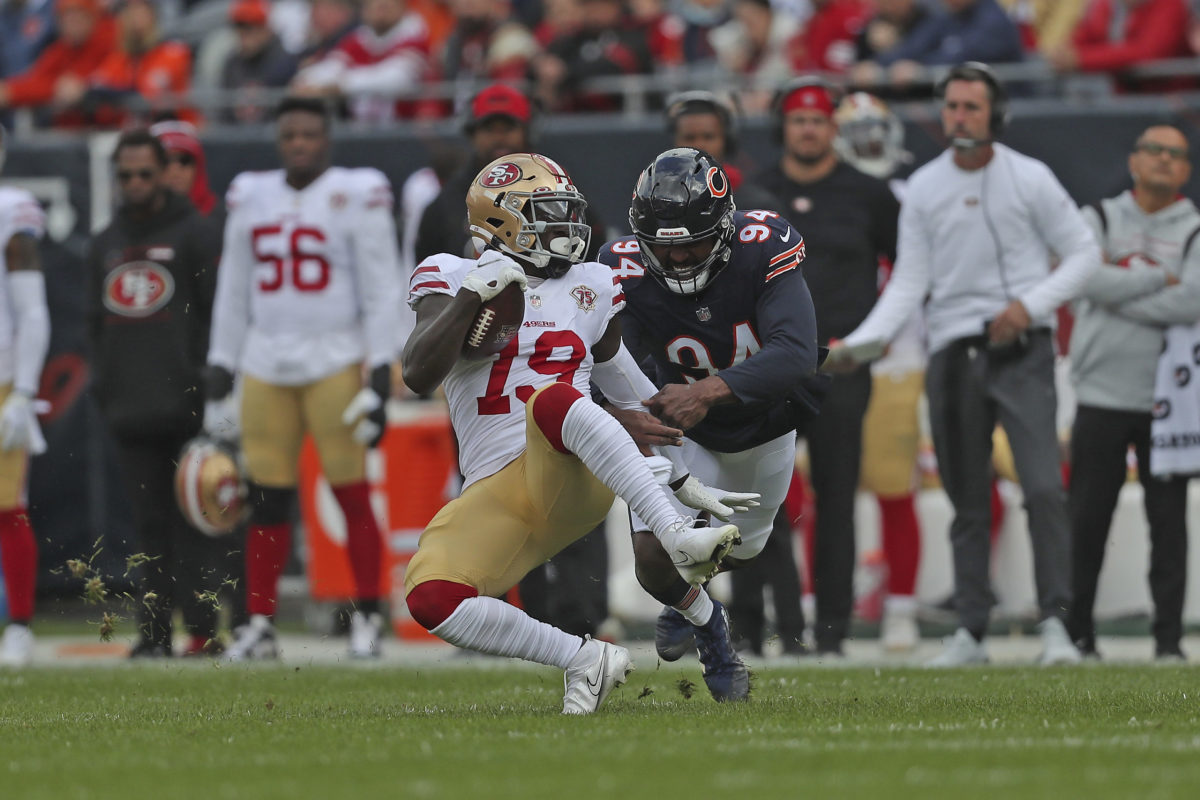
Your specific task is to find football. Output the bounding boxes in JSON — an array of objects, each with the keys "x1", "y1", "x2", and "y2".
[{"x1": 461, "y1": 282, "x2": 525, "y2": 360}]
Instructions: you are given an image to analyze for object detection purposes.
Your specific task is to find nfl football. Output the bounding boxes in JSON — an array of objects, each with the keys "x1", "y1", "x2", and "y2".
[{"x1": 462, "y1": 282, "x2": 525, "y2": 360}]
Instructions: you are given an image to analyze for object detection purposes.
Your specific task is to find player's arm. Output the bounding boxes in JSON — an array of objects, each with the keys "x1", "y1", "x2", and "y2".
[
  {"x1": 204, "y1": 194, "x2": 253, "y2": 420},
  {"x1": 1, "y1": 230, "x2": 50, "y2": 453},
  {"x1": 402, "y1": 251, "x2": 527, "y2": 395},
  {"x1": 591, "y1": 319, "x2": 683, "y2": 450}
]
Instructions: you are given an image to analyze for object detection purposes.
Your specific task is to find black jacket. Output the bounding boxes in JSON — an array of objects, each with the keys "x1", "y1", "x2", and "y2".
[
  {"x1": 86, "y1": 191, "x2": 218, "y2": 439},
  {"x1": 758, "y1": 162, "x2": 900, "y2": 342}
]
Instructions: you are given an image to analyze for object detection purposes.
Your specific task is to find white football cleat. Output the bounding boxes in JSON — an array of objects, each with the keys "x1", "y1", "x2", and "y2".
[
  {"x1": 659, "y1": 516, "x2": 741, "y2": 585},
  {"x1": 227, "y1": 615, "x2": 280, "y2": 662},
  {"x1": 349, "y1": 611, "x2": 383, "y2": 659},
  {"x1": 881, "y1": 607, "x2": 919, "y2": 653},
  {"x1": 1036, "y1": 617, "x2": 1082, "y2": 666},
  {"x1": 926, "y1": 628, "x2": 989, "y2": 667},
  {"x1": 562, "y1": 636, "x2": 634, "y2": 715},
  {"x1": 0, "y1": 624, "x2": 34, "y2": 667}
]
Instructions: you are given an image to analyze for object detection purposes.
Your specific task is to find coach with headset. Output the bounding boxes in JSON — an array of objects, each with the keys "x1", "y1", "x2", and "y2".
[
  {"x1": 757, "y1": 77, "x2": 900, "y2": 656},
  {"x1": 829, "y1": 62, "x2": 1099, "y2": 667}
]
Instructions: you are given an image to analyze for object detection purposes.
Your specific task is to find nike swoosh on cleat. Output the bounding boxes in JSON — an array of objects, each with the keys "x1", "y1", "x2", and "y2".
[{"x1": 586, "y1": 651, "x2": 607, "y2": 695}]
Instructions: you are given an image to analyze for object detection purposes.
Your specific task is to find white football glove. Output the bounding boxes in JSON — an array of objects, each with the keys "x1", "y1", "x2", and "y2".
[
  {"x1": 341, "y1": 364, "x2": 392, "y2": 448},
  {"x1": 202, "y1": 397, "x2": 240, "y2": 442},
  {"x1": 0, "y1": 391, "x2": 49, "y2": 455},
  {"x1": 462, "y1": 251, "x2": 529, "y2": 302},
  {"x1": 673, "y1": 476, "x2": 761, "y2": 522}
]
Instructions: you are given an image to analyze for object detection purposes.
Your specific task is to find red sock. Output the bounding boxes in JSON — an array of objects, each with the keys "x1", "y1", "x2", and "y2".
[
  {"x1": 245, "y1": 523, "x2": 291, "y2": 616},
  {"x1": 0, "y1": 508, "x2": 37, "y2": 622},
  {"x1": 879, "y1": 495, "x2": 920, "y2": 596},
  {"x1": 989, "y1": 480, "x2": 1005, "y2": 545},
  {"x1": 332, "y1": 481, "x2": 382, "y2": 601}
]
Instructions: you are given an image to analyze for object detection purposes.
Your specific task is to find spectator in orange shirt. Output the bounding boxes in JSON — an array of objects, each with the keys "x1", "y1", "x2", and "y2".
[
  {"x1": 0, "y1": 0, "x2": 116, "y2": 124},
  {"x1": 83, "y1": 0, "x2": 194, "y2": 126}
]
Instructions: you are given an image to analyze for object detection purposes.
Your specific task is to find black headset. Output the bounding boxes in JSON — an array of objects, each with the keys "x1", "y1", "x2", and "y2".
[
  {"x1": 664, "y1": 90, "x2": 739, "y2": 157},
  {"x1": 770, "y1": 75, "x2": 841, "y2": 144},
  {"x1": 935, "y1": 61, "x2": 1009, "y2": 137}
]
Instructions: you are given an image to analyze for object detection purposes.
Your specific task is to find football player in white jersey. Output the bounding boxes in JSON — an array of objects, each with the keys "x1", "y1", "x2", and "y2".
[
  {"x1": 206, "y1": 97, "x2": 402, "y2": 661},
  {"x1": 0, "y1": 127, "x2": 50, "y2": 668},
  {"x1": 403, "y1": 153, "x2": 755, "y2": 714}
]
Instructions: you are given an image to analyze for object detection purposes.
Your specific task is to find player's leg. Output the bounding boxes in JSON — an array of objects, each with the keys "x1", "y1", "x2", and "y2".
[
  {"x1": 0, "y1": 427, "x2": 36, "y2": 667},
  {"x1": 110, "y1": 436, "x2": 180, "y2": 656},
  {"x1": 405, "y1": 443, "x2": 630, "y2": 714},
  {"x1": 1134, "y1": 423, "x2": 1189, "y2": 660},
  {"x1": 302, "y1": 364, "x2": 385, "y2": 657},
  {"x1": 863, "y1": 370, "x2": 924, "y2": 652},
  {"x1": 231, "y1": 376, "x2": 305, "y2": 660},
  {"x1": 638, "y1": 433, "x2": 794, "y2": 699},
  {"x1": 526, "y1": 381, "x2": 739, "y2": 578}
]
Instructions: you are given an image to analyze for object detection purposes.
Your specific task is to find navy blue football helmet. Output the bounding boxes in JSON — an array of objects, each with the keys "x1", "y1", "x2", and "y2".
[{"x1": 628, "y1": 147, "x2": 736, "y2": 296}]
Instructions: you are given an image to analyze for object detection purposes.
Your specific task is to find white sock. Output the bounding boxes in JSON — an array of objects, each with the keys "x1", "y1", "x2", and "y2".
[
  {"x1": 884, "y1": 595, "x2": 917, "y2": 615},
  {"x1": 431, "y1": 596, "x2": 582, "y2": 669},
  {"x1": 559, "y1": 399, "x2": 681, "y2": 537},
  {"x1": 673, "y1": 584, "x2": 714, "y2": 626}
]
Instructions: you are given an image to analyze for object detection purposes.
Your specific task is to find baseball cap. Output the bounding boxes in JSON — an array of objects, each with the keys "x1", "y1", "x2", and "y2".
[
  {"x1": 230, "y1": 0, "x2": 270, "y2": 26},
  {"x1": 468, "y1": 85, "x2": 533, "y2": 127},
  {"x1": 780, "y1": 84, "x2": 836, "y2": 117}
]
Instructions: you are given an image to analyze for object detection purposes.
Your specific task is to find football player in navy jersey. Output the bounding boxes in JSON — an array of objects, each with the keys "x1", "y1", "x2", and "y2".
[{"x1": 598, "y1": 147, "x2": 826, "y2": 701}]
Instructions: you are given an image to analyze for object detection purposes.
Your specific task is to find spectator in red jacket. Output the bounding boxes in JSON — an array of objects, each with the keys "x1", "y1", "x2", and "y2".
[
  {"x1": 0, "y1": 0, "x2": 115, "y2": 123},
  {"x1": 1049, "y1": 0, "x2": 1191, "y2": 86},
  {"x1": 790, "y1": 0, "x2": 873, "y2": 73},
  {"x1": 292, "y1": 0, "x2": 434, "y2": 122}
]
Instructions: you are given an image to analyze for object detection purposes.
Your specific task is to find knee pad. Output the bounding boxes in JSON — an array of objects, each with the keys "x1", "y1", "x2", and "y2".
[
  {"x1": 530, "y1": 382, "x2": 584, "y2": 454},
  {"x1": 406, "y1": 580, "x2": 479, "y2": 630},
  {"x1": 247, "y1": 484, "x2": 294, "y2": 527}
]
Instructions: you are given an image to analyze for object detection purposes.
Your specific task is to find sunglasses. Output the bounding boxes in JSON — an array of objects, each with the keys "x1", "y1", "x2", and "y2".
[
  {"x1": 116, "y1": 168, "x2": 156, "y2": 183},
  {"x1": 1135, "y1": 142, "x2": 1188, "y2": 161},
  {"x1": 168, "y1": 152, "x2": 195, "y2": 166}
]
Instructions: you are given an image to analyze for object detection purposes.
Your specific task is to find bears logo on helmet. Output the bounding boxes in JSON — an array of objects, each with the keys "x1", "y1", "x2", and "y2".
[{"x1": 175, "y1": 436, "x2": 246, "y2": 537}]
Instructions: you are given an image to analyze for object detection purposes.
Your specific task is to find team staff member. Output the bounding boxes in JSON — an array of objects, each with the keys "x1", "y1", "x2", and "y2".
[
  {"x1": 758, "y1": 77, "x2": 900, "y2": 656},
  {"x1": 830, "y1": 62, "x2": 1098, "y2": 666},
  {"x1": 1067, "y1": 125, "x2": 1200, "y2": 662},
  {"x1": 86, "y1": 129, "x2": 223, "y2": 657}
]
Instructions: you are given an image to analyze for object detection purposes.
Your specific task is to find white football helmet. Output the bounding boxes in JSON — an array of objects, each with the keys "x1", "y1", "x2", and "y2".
[
  {"x1": 834, "y1": 92, "x2": 911, "y2": 180},
  {"x1": 175, "y1": 436, "x2": 246, "y2": 537},
  {"x1": 466, "y1": 153, "x2": 590, "y2": 278}
]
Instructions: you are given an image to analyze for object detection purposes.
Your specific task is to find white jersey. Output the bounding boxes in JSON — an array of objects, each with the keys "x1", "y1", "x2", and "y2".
[
  {"x1": 409, "y1": 254, "x2": 623, "y2": 488},
  {"x1": 209, "y1": 167, "x2": 402, "y2": 385},
  {"x1": 0, "y1": 186, "x2": 46, "y2": 388}
]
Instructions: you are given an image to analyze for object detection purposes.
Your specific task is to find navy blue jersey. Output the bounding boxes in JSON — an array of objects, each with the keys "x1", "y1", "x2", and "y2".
[{"x1": 599, "y1": 210, "x2": 826, "y2": 452}]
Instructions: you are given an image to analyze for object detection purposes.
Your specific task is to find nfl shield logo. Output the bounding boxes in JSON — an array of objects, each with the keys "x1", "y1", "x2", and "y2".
[{"x1": 696, "y1": 307, "x2": 712, "y2": 322}]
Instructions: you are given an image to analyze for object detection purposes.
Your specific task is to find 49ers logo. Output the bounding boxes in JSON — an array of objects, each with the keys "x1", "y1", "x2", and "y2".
[
  {"x1": 103, "y1": 261, "x2": 175, "y2": 317},
  {"x1": 480, "y1": 163, "x2": 521, "y2": 188}
]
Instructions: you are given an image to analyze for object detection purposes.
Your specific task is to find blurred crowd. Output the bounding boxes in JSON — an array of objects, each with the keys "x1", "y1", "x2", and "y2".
[{"x1": 0, "y1": 0, "x2": 1199, "y2": 129}]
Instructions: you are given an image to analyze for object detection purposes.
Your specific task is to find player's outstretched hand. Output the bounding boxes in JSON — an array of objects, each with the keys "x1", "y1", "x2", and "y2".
[
  {"x1": 606, "y1": 407, "x2": 682, "y2": 454},
  {"x1": 462, "y1": 251, "x2": 529, "y2": 302},
  {"x1": 342, "y1": 364, "x2": 392, "y2": 448},
  {"x1": 821, "y1": 340, "x2": 859, "y2": 374},
  {"x1": 672, "y1": 475, "x2": 760, "y2": 522}
]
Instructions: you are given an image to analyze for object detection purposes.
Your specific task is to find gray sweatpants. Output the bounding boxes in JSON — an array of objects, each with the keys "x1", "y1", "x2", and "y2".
[{"x1": 925, "y1": 331, "x2": 1071, "y2": 637}]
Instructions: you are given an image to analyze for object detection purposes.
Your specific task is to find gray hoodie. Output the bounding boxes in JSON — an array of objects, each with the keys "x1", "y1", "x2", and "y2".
[{"x1": 1071, "y1": 191, "x2": 1200, "y2": 412}]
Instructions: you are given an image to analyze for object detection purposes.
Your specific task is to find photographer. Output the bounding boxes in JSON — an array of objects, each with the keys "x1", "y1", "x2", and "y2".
[{"x1": 828, "y1": 63, "x2": 1099, "y2": 666}]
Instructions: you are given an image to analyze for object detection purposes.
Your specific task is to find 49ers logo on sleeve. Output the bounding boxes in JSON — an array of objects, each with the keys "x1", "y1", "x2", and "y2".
[
  {"x1": 481, "y1": 163, "x2": 521, "y2": 188},
  {"x1": 103, "y1": 261, "x2": 175, "y2": 317}
]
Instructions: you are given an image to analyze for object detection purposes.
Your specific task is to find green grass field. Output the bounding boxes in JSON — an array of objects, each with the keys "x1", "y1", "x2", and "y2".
[{"x1": 3, "y1": 662, "x2": 1200, "y2": 799}]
